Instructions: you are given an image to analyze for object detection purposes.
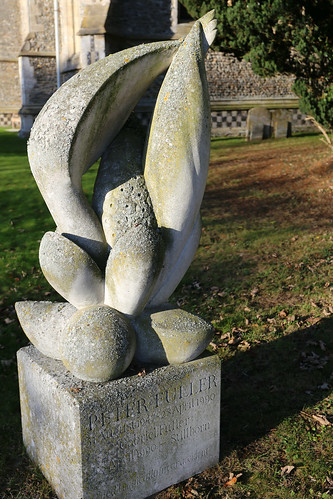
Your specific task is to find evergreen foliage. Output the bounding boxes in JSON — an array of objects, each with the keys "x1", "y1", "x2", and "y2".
[{"x1": 180, "y1": 0, "x2": 333, "y2": 128}]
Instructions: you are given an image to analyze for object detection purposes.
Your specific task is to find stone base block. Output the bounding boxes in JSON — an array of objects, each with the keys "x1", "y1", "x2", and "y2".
[{"x1": 17, "y1": 346, "x2": 221, "y2": 499}]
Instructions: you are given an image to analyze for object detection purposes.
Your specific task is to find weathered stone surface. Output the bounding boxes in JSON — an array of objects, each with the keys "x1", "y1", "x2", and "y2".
[
  {"x1": 60, "y1": 305, "x2": 136, "y2": 382},
  {"x1": 93, "y1": 118, "x2": 164, "y2": 315},
  {"x1": 105, "y1": 225, "x2": 164, "y2": 316},
  {"x1": 39, "y1": 231, "x2": 105, "y2": 309},
  {"x1": 18, "y1": 12, "x2": 217, "y2": 375},
  {"x1": 132, "y1": 304, "x2": 214, "y2": 365},
  {"x1": 27, "y1": 39, "x2": 181, "y2": 265},
  {"x1": 17, "y1": 346, "x2": 221, "y2": 499},
  {"x1": 145, "y1": 16, "x2": 214, "y2": 307},
  {"x1": 15, "y1": 301, "x2": 76, "y2": 360},
  {"x1": 92, "y1": 117, "x2": 151, "y2": 247},
  {"x1": 150, "y1": 216, "x2": 201, "y2": 306},
  {"x1": 272, "y1": 109, "x2": 292, "y2": 138},
  {"x1": 246, "y1": 107, "x2": 272, "y2": 140}
]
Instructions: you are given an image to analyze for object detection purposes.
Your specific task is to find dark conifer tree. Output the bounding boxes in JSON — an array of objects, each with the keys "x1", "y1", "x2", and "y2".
[{"x1": 180, "y1": 0, "x2": 333, "y2": 128}]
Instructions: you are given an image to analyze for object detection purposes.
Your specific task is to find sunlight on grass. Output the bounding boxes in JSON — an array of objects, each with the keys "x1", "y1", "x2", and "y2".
[{"x1": 0, "y1": 129, "x2": 332, "y2": 497}]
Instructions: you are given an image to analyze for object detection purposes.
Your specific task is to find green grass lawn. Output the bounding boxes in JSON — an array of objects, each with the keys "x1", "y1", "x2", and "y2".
[{"x1": 0, "y1": 128, "x2": 332, "y2": 497}]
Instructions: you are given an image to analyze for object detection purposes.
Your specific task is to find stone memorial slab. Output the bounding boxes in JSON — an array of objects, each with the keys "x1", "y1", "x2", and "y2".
[
  {"x1": 246, "y1": 107, "x2": 272, "y2": 140},
  {"x1": 17, "y1": 345, "x2": 221, "y2": 499},
  {"x1": 271, "y1": 109, "x2": 292, "y2": 138}
]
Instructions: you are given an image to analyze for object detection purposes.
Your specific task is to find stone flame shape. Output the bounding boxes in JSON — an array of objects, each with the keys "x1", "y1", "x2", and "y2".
[
  {"x1": 145, "y1": 16, "x2": 214, "y2": 306},
  {"x1": 16, "y1": 12, "x2": 218, "y2": 381}
]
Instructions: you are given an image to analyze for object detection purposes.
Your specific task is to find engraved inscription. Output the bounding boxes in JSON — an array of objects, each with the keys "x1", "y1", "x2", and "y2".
[
  {"x1": 88, "y1": 374, "x2": 218, "y2": 432},
  {"x1": 82, "y1": 365, "x2": 220, "y2": 497},
  {"x1": 107, "y1": 448, "x2": 210, "y2": 496}
]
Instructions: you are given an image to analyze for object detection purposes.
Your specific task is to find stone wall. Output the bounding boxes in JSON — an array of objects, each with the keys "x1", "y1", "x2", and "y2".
[
  {"x1": 0, "y1": 61, "x2": 21, "y2": 111},
  {"x1": 210, "y1": 109, "x2": 312, "y2": 137},
  {"x1": 0, "y1": 0, "x2": 22, "y2": 59},
  {"x1": 25, "y1": 57, "x2": 58, "y2": 107},
  {"x1": 20, "y1": 0, "x2": 55, "y2": 54},
  {"x1": 206, "y1": 51, "x2": 295, "y2": 102},
  {"x1": 106, "y1": 0, "x2": 177, "y2": 42},
  {"x1": 18, "y1": 0, "x2": 57, "y2": 135},
  {"x1": 0, "y1": 0, "x2": 23, "y2": 123}
]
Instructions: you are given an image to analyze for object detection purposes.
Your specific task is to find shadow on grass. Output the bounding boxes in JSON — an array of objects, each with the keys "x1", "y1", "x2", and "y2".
[
  {"x1": 220, "y1": 315, "x2": 333, "y2": 457},
  {"x1": 1, "y1": 317, "x2": 332, "y2": 493}
]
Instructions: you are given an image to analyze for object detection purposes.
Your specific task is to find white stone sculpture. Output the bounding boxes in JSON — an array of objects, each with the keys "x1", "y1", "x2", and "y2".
[{"x1": 16, "y1": 11, "x2": 217, "y2": 382}]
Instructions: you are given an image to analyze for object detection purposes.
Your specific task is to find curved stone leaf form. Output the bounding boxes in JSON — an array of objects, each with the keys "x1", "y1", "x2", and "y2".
[
  {"x1": 28, "y1": 39, "x2": 181, "y2": 266},
  {"x1": 39, "y1": 232, "x2": 105, "y2": 309},
  {"x1": 149, "y1": 215, "x2": 201, "y2": 306},
  {"x1": 15, "y1": 301, "x2": 76, "y2": 360},
  {"x1": 132, "y1": 305, "x2": 214, "y2": 365},
  {"x1": 105, "y1": 225, "x2": 164, "y2": 316},
  {"x1": 144, "y1": 14, "x2": 217, "y2": 306}
]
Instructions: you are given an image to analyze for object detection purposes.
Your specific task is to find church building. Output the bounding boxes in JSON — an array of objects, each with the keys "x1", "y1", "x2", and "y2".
[{"x1": 0, "y1": 0, "x2": 309, "y2": 137}]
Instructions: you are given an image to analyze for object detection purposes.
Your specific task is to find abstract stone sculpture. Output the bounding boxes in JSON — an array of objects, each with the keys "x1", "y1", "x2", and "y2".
[{"x1": 16, "y1": 11, "x2": 217, "y2": 382}]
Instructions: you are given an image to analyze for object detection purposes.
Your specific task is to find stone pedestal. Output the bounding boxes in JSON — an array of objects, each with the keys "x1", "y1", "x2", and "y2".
[{"x1": 17, "y1": 345, "x2": 221, "y2": 499}]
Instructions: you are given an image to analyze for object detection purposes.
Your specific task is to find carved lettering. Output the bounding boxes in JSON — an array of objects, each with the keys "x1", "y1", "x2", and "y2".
[
  {"x1": 88, "y1": 375, "x2": 216, "y2": 431},
  {"x1": 83, "y1": 365, "x2": 220, "y2": 497}
]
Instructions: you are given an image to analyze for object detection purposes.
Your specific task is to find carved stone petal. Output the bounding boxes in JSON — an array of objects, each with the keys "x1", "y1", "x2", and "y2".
[
  {"x1": 144, "y1": 20, "x2": 212, "y2": 304},
  {"x1": 105, "y1": 225, "x2": 164, "y2": 316},
  {"x1": 28, "y1": 40, "x2": 181, "y2": 265},
  {"x1": 15, "y1": 301, "x2": 76, "y2": 360},
  {"x1": 132, "y1": 305, "x2": 214, "y2": 365},
  {"x1": 39, "y1": 232, "x2": 104, "y2": 309},
  {"x1": 149, "y1": 215, "x2": 201, "y2": 306}
]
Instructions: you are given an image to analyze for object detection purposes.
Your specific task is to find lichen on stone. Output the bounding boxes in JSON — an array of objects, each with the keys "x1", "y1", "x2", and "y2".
[{"x1": 17, "y1": 12, "x2": 218, "y2": 382}]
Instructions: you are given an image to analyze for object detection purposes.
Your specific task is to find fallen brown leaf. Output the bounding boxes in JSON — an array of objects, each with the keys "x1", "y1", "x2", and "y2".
[
  {"x1": 326, "y1": 476, "x2": 333, "y2": 487},
  {"x1": 238, "y1": 340, "x2": 251, "y2": 351},
  {"x1": 224, "y1": 476, "x2": 237, "y2": 487},
  {"x1": 224, "y1": 473, "x2": 242, "y2": 487},
  {"x1": 281, "y1": 465, "x2": 295, "y2": 476},
  {"x1": 312, "y1": 414, "x2": 331, "y2": 426},
  {"x1": 219, "y1": 333, "x2": 230, "y2": 341},
  {"x1": 209, "y1": 342, "x2": 219, "y2": 351},
  {"x1": 228, "y1": 336, "x2": 242, "y2": 346}
]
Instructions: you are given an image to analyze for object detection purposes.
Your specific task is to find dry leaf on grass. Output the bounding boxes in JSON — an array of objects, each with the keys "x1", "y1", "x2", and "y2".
[
  {"x1": 238, "y1": 340, "x2": 251, "y2": 351},
  {"x1": 228, "y1": 336, "x2": 242, "y2": 346},
  {"x1": 209, "y1": 342, "x2": 219, "y2": 351},
  {"x1": 281, "y1": 465, "x2": 295, "y2": 476},
  {"x1": 326, "y1": 476, "x2": 333, "y2": 487},
  {"x1": 224, "y1": 472, "x2": 243, "y2": 487},
  {"x1": 312, "y1": 414, "x2": 332, "y2": 426}
]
